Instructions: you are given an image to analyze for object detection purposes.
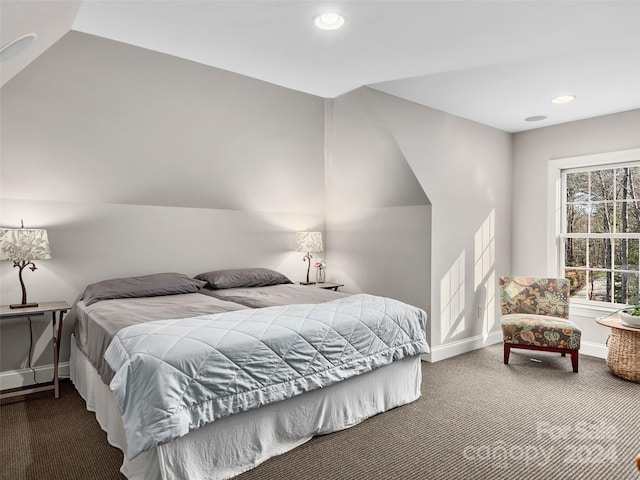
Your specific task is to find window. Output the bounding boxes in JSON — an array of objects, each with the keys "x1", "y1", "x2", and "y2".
[{"x1": 561, "y1": 163, "x2": 640, "y2": 305}]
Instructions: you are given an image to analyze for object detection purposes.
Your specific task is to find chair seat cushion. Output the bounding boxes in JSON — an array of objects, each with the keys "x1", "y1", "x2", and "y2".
[{"x1": 501, "y1": 314, "x2": 581, "y2": 350}]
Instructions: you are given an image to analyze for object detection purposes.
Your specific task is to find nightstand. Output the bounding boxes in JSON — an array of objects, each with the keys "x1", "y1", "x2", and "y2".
[
  {"x1": 300, "y1": 282, "x2": 344, "y2": 291},
  {"x1": 0, "y1": 301, "x2": 71, "y2": 400}
]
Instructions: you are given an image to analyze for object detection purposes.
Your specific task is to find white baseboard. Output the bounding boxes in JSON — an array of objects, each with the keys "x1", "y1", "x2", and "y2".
[
  {"x1": 421, "y1": 335, "x2": 608, "y2": 363},
  {"x1": 425, "y1": 330, "x2": 503, "y2": 363},
  {"x1": 579, "y1": 341, "x2": 607, "y2": 359},
  {"x1": 0, "y1": 362, "x2": 70, "y2": 391}
]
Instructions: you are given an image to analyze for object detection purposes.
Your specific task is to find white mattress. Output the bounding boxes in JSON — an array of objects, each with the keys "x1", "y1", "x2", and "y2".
[{"x1": 70, "y1": 336, "x2": 423, "y2": 480}]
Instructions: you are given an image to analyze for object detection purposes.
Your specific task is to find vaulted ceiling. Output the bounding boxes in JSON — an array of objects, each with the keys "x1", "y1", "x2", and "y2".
[{"x1": 2, "y1": 1, "x2": 639, "y2": 132}]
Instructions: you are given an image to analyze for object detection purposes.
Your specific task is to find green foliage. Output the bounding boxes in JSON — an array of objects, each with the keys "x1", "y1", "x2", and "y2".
[{"x1": 623, "y1": 301, "x2": 640, "y2": 316}]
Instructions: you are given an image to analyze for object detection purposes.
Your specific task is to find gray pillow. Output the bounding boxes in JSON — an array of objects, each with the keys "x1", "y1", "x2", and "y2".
[
  {"x1": 195, "y1": 268, "x2": 292, "y2": 290},
  {"x1": 82, "y1": 272, "x2": 207, "y2": 306}
]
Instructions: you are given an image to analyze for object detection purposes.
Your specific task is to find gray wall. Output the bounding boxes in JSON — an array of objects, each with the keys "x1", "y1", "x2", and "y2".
[
  {"x1": 326, "y1": 88, "x2": 513, "y2": 359},
  {"x1": 0, "y1": 32, "x2": 325, "y2": 387},
  {"x1": 2, "y1": 32, "x2": 325, "y2": 211},
  {"x1": 512, "y1": 109, "x2": 640, "y2": 354}
]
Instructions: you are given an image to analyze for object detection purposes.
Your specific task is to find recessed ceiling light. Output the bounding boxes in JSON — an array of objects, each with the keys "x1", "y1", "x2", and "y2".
[
  {"x1": 525, "y1": 115, "x2": 548, "y2": 122},
  {"x1": 551, "y1": 95, "x2": 576, "y2": 104},
  {"x1": 0, "y1": 33, "x2": 37, "y2": 63},
  {"x1": 314, "y1": 13, "x2": 345, "y2": 30}
]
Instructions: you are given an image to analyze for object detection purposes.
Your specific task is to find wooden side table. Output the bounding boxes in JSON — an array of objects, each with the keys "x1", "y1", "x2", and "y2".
[
  {"x1": 0, "y1": 301, "x2": 71, "y2": 399},
  {"x1": 596, "y1": 316, "x2": 640, "y2": 383},
  {"x1": 300, "y1": 282, "x2": 344, "y2": 291}
]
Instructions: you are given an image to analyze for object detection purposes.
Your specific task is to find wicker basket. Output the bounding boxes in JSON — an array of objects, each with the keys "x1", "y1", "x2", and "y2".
[{"x1": 606, "y1": 326, "x2": 640, "y2": 382}]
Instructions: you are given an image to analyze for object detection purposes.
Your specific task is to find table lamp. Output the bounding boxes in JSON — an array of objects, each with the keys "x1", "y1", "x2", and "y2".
[
  {"x1": 294, "y1": 231, "x2": 323, "y2": 285},
  {"x1": 0, "y1": 222, "x2": 51, "y2": 309}
]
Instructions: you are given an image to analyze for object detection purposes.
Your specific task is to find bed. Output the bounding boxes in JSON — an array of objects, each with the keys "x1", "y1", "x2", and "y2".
[
  {"x1": 195, "y1": 266, "x2": 349, "y2": 307},
  {"x1": 69, "y1": 270, "x2": 429, "y2": 480},
  {"x1": 200, "y1": 283, "x2": 349, "y2": 307},
  {"x1": 200, "y1": 288, "x2": 348, "y2": 315}
]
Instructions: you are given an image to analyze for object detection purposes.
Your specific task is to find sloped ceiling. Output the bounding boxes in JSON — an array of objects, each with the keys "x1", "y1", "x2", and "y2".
[
  {"x1": 2, "y1": 1, "x2": 639, "y2": 133},
  {"x1": 0, "y1": 1, "x2": 81, "y2": 86}
]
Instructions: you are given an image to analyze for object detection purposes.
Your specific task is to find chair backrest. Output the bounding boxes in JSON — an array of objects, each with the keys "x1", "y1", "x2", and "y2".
[{"x1": 499, "y1": 277, "x2": 570, "y2": 319}]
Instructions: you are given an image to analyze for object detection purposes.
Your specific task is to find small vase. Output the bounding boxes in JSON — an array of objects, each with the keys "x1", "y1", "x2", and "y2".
[{"x1": 316, "y1": 268, "x2": 325, "y2": 284}]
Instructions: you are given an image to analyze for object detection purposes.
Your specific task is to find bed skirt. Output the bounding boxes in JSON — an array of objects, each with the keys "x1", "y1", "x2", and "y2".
[{"x1": 70, "y1": 335, "x2": 423, "y2": 480}]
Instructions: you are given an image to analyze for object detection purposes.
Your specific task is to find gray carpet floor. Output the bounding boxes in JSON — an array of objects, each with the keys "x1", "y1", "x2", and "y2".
[{"x1": 1, "y1": 344, "x2": 639, "y2": 480}]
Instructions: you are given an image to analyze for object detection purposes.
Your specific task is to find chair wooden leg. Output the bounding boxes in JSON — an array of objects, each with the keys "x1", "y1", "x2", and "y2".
[
  {"x1": 503, "y1": 344, "x2": 511, "y2": 364},
  {"x1": 571, "y1": 351, "x2": 579, "y2": 373}
]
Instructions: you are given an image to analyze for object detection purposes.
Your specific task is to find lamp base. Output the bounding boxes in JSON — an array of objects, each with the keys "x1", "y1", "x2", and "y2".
[
  {"x1": 10, "y1": 302, "x2": 39, "y2": 309},
  {"x1": 299, "y1": 281, "x2": 317, "y2": 285}
]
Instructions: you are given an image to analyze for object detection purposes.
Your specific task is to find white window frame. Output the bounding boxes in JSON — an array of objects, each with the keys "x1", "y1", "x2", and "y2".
[{"x1": 547, "y1": 148, "x2": 640, "y2": 316}]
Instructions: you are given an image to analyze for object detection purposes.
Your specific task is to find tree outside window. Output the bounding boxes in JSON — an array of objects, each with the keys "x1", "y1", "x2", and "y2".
[{"x1": 562, "y1": 164, "x2": 640, "y2": 305}]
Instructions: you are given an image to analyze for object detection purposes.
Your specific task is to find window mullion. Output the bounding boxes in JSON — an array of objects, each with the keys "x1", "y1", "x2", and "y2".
[
  {"x1": 611, "y1": 169, "x2": 616, "y2": 302},
  {"x1": 562, "y1": 233, "x2": 640, "y2": 239}
]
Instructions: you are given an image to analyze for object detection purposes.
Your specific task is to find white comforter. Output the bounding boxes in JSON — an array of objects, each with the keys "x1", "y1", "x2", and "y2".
[{"x1": 105, "y1": 294, "x2": 429, "y2": 459}]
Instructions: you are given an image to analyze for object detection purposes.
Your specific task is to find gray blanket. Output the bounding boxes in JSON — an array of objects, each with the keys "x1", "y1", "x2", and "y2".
[
  {"x1": 201, "y1": 283, "x2": 349, "y2": 307},
  {"x1": 73, "y1": 293, "x2": 249, "y2": 383},
  {"x1": 105, "y1": 293, "x2": 429, "y2": 459}
]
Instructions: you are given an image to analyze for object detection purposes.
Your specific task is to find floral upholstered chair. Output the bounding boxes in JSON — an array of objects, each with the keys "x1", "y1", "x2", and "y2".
[{"x1": 499, "y1": 277, "x2": 581, "y2": 372}]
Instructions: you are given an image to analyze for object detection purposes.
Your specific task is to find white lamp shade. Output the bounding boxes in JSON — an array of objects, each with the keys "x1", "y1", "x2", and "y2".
[
  {"x1": 294, "y1": 231, "x2": 323, "y2": 253},
  {"x1": 0, "y1": 228, "x2": 51, "y2": 261}
]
